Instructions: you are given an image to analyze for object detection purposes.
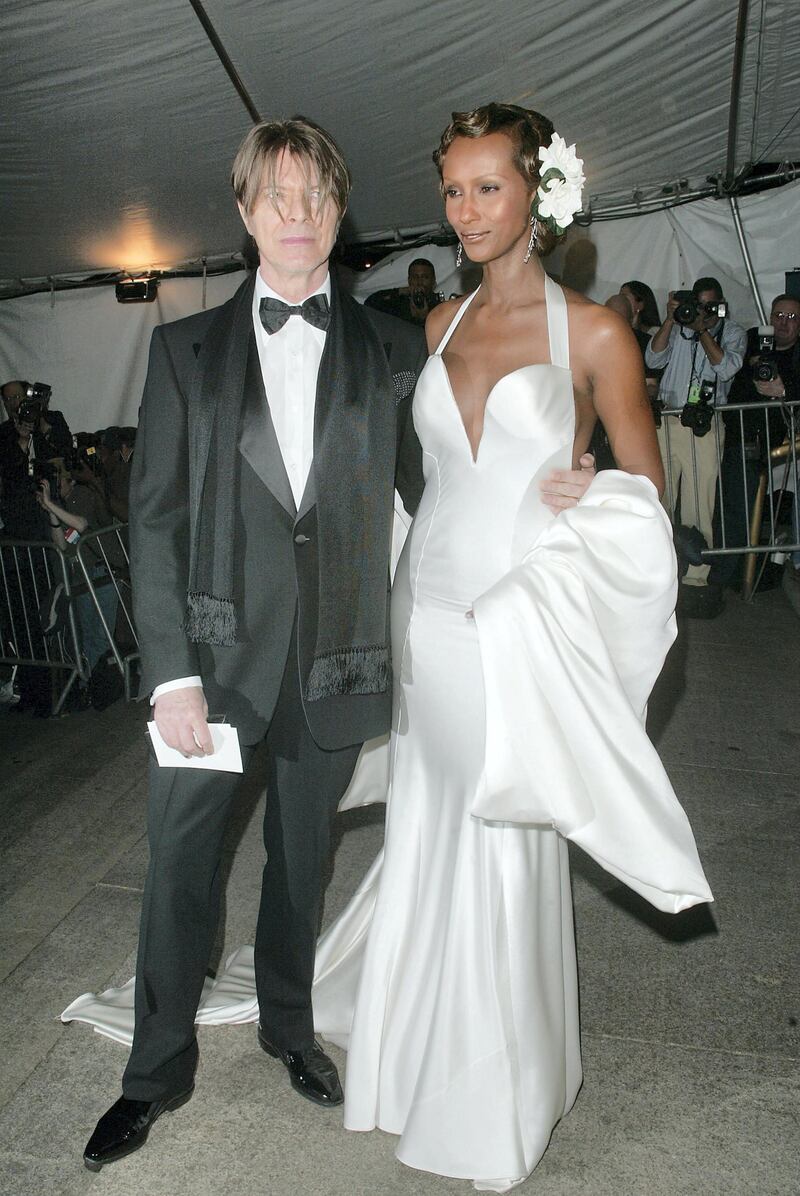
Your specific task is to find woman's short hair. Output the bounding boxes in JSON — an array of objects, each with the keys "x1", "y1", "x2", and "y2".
[
  {"x1": 622, "y1": 280, "x2": 661, "y2": 329},
  {"x1": 432, "y1": 102, "x2": 562, "y2": 256},
  {"x1": 231, "y1": 116, "x2": 351, "y2": 218}
]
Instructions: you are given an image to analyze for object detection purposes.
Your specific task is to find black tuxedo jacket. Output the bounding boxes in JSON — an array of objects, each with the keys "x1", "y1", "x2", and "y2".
[{"x1": 129, "y1": 272, "x2": 425, "y2": 747}]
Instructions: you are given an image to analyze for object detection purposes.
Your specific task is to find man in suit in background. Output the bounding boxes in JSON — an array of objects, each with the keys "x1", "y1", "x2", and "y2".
[
  {"x1": 84, "y1": 115, "x2": 426, "y2": 1170},
  {"x1": 366, "y1": 257, "x2": 443, "y2": 327}
]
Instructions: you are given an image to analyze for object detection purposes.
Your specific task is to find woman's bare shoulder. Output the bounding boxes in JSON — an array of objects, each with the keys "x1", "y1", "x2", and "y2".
[
  {"x1": 425, "y1": 293, "x2": 471, "y2": 352},
  {"x1": 560, "y1": 285, "x2": 634, "y2": 349}
]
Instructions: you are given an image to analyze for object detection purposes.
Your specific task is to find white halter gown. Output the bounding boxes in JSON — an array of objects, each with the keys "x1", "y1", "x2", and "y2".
[{"x1": 313, "y1": 277, "x2": 582, "y2": 1191}]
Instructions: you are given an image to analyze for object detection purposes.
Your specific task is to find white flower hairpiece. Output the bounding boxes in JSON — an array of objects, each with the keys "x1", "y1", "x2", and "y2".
[{"x1": 532, "y1": 133, "x2": 585, "y2": 234}]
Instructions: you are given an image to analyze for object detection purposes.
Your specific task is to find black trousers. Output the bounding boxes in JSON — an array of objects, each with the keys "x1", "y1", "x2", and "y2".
[
  {"x1": 122, "y1": 636, "x2": 361, "y2": 1101},
  {"x1": 710, "y1": 438, "x2": 760, "y2": 588}
]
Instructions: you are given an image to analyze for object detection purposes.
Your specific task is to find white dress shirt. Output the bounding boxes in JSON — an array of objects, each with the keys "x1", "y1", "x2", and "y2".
[{"x1": 151, "y1": 270, "x2": 330, "y2": 704}]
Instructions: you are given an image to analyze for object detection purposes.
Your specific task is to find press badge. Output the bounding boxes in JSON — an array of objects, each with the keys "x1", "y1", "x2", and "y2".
[{"x1": 687, "y1": 382, "x2": 701, "y2": 405}]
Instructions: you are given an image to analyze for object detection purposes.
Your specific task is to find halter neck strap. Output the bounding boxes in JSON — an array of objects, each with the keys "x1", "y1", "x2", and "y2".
[
  {"x1": 434, "y1": 276, "x2": 570, "y2": 368},
  {"x1": 545, "y1": 275, "x2": 570, "y2": 369},
  {"x1": 434, "y1": 288, "x2": 480, "y2": 354}
]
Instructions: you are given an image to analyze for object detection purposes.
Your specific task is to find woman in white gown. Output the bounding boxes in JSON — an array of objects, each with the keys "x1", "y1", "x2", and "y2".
[{"x1": 313, "y1": 103, "x2": 711, "y2": 1191}]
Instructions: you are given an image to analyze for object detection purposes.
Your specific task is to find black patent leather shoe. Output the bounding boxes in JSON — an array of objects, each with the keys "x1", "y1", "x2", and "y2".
[
  {"x1": 83, "y1": 1087, "x2": 194, "y2": 1170},
  {"x1": 257, "y1": 1026, "x2": 343, "y2": 1106}
]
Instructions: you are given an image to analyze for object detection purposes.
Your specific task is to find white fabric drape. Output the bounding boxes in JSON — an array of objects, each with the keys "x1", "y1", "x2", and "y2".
[{"x1": 472, "y1": 470, "x2": 712, "y2": 914}]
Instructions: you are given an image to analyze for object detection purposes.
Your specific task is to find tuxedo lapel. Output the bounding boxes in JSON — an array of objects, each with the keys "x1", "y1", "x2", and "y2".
[
  {"x1": 187, "y1": 273, "x2": 296, "y2": 519},
  {"x1": 186, "y1": 274, "x2": 254, "y2": 519},
  {"x1": 296, "y1": 459, "x2": 316, "y2": 521},
  {"x1": 240, "y1": 331, "x2": 296, "y2": 517}
]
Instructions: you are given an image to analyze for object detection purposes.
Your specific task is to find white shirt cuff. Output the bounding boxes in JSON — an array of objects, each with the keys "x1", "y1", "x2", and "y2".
[{"x1": 150, "y1": 676, "x2": 203, "y2": 705}]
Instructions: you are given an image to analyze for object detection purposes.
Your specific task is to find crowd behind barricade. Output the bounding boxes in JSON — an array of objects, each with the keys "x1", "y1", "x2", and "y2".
[
  {"x1": 0, "y1": 377, "x2": 137, "y2": 716},
  {"x1": 1, "y1": 263, "x2": 797, "y2": 720},
  {"x1": 367, "y1": 260, "x2": 800, "y2": 620}
]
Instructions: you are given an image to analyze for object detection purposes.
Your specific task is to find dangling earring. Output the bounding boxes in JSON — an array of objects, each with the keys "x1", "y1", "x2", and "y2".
[
  {"x1": 523, "y1": 217, "x2": 537, "y2": 264},
  {"x1": 456, "y1": 241, "x2": 463, "y2": 269}
]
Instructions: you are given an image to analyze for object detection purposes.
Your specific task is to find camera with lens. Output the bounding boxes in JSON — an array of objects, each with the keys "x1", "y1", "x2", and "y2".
[
  {"x1": 680, "y1": 378, "x2": 716, "y2": 437},
  {"x1": 752, "y1": 326, "x2": 779, "y2": 382},
  {"x1": 411, "y1": 289, "x2": 444, "y2": 309},
  {"x1": 650, "y1": 396, "x2": 664, "y2": 428},
  {"x1": 27, "y1": 457, "x2": 62, "y2": 495},
  {"x1": 673, "y1": 290, "x2": 727, "y2": 326},
  {"x1": 25, "y1": 381, "x2": 52, "y2": 405},
  {"x1": 17, "y1": 398, "x2": 43, "y2": 425}
]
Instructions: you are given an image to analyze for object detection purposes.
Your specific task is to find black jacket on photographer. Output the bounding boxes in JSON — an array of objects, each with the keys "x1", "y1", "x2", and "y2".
[
  {"x1": 726, "y1": 327, "x2": 800, "y2": 451},
  {"x1": 0, "y1": 424, "x2": 59, "y2": 539}
]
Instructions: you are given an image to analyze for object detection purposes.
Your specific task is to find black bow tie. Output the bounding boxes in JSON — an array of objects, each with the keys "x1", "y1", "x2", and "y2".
[{"x1": 259, "y1": 293, "x2": 331, "y2": 335}]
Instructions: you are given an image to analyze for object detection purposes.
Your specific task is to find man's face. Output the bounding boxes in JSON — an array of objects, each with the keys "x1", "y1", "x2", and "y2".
[
  {"x1": 1, "y1": 381, "x2": 25, "y2": 421},
  {"x1": 238, "y1": 150, "x2": 340, "y2": 288},
  {"x1": 696, "y1": 289, "x2": 722, "y2": 331},
  {"x1": 408, "y1": 264, "x2": 435, "y2": 296},
  {"x1": 771, "y1": 298, "x2": 800, "y2": 350}
]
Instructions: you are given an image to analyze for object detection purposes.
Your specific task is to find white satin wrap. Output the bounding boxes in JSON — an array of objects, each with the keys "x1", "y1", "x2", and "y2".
[{"x1": 472, "y1": 469, "x2": 712, "y2": 913}]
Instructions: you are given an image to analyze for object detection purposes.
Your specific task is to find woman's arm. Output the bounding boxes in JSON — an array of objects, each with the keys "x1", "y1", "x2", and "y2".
[
  {"x1": 37, "y1": 479, "x2": 88, "y2": 535},
  {"x1": 583, "y1": 306, "x2": 665, "y2": 496}
]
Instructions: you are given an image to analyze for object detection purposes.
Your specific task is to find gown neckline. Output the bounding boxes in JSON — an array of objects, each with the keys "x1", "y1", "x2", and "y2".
[{"x1": 434, "y1": 280, "x2": 572, "y2": 465}]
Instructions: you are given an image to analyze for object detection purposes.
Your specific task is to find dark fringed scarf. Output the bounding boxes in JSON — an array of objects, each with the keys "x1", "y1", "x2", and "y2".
[{"x1": 183, "y1": 273, "x2": 397, "y2": 701}]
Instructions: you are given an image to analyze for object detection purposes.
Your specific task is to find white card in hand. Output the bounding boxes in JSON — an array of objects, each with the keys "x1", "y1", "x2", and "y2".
[{"x1": 148, "y1": 721, "x2": 244, "y2": 773}]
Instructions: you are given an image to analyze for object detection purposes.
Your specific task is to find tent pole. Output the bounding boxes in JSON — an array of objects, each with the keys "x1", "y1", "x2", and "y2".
[
  {"x1": 729, "y1": 195, "x2": 767, "y2": 323},
  {"x1": 724, "y1": 0, "x2": 752, "y2": 189},
  {"x1": 188, "y1": 0, "x2": 262, "y2": 123}
]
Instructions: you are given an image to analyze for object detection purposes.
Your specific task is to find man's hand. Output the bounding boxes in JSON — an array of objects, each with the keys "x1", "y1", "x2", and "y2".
[
  {"x1": 153, "y1": 686, "x2": 214, "y2": 758},
  {"x1": 665, "y1": 292, "x2": 679, "y2": 323},
  {"x1": 754, "y1": 378, "x2": 786, "y2": 400},
  {"x1": 540, "y1": 453, "x2": 596, "y2": 513}
]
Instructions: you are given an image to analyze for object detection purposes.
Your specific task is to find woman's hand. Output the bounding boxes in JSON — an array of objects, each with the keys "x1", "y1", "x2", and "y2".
[
  {"x1": 36, "y1": 479, "x2": 53, "y2": 509},
  {"x1": 540, "y1": 453, "x2": 596, "y2": 513}
]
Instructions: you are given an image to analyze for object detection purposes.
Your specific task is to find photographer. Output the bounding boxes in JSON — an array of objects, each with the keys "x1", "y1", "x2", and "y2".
[
  {"x1": 713, "y1": 294, "x2": 800, "y2": 589},
  {"x1": 0, "y1": 380, "x2": 71, "y2": 456},
  {"x1": 1, "y1": 380, "x2": 26, "y2": 428},
  {"x1": 0, "y1": 400, "x2": 54, "y2": 539},
  {"x1": 739, "y1": 295, "x2": 800, "y2": 430},
  {"x1": 646, "y1": 277, "x2": 746, "y2": 614},
  {"x1": 365, "y1": 258, "x2": 444, "y2": 327},
  {"x1": 97, "y1": 426, "x2": 135, "y2": 523},
  {"x1": 37, "y1": 459, "x2": 118, "y2": 675}
]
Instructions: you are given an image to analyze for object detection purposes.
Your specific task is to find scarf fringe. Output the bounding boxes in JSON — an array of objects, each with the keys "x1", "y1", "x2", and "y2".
[
  {"x1": 306, "y1": 646, "x2": 390, "y2": 701},
  {"x1": 184, "y1": 591, "x2": 237, "y2": 646}
]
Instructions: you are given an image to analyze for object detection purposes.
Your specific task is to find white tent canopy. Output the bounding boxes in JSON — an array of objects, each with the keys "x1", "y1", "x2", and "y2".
[
  {"x1": 3, "y1": 0, "x2": 799, "y2": 286},
  {"x1": 2, "y1": 1, "x2": 799, "y2": 428}
]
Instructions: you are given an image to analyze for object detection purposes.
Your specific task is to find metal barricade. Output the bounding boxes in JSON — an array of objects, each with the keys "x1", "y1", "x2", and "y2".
[
  {"x1": 72, "y1": 524, "x2": 140, "y2": 700},
  {"x1": 657, "y1": 400, "x2": 800, "y2": 600},
  {"x1": 0, "y1": 523, "x2": 140, "y2": 712},
  {"x1": 0, "y1": 537, "x2": 87, "y2": 714}
]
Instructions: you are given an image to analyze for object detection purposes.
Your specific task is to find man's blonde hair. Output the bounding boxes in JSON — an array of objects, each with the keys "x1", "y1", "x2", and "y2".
[{"x1": 231, "y1": 116, "x2": 351, "y2": 218}]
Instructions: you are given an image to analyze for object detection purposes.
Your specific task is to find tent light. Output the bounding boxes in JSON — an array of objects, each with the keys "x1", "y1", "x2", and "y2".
[{"x1": 116, "y1": 277, "x2": 159, "y2": 303}]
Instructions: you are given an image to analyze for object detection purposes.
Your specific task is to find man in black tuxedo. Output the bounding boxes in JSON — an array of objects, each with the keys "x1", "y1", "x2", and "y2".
[{"x1": 84, "y1": 116, "x2": 426, "y2": 1169}]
